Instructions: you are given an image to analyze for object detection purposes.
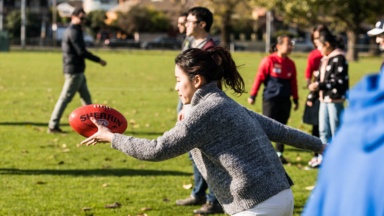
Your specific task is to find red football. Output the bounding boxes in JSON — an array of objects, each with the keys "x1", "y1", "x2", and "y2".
[{"x1": 69, "y1": 104, "x2": 128, "y2": 137}]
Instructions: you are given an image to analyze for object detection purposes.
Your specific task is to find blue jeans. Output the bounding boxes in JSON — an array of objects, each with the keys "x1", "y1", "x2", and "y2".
[
  {"x1": 318, "y1": 102, "x2": 344, "y2": 144},
  {"x1": 49, "y1": 73, "x2": 91, "y2": 129},
  {"x1": 189, "y1": 153, "x2": 218, "y2": 203}
]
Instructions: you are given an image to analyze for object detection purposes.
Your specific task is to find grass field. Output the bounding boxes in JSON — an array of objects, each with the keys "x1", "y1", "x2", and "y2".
[{"x1": 0, "y1": 49, "x2": 381, "y2": 216}]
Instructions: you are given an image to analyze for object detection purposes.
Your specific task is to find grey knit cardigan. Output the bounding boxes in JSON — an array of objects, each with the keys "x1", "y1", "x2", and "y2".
[{"x1": 111, "y1": 82, "x2": 323, "y2": 215}]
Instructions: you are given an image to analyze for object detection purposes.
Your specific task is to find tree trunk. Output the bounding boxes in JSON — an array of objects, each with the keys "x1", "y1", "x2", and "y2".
[
  {"x1": 220, "y1": 9, "x2": 232, "y2": 49},
  {"x1": 346, "y1": 30, "x2": 359, "y2": 61}
]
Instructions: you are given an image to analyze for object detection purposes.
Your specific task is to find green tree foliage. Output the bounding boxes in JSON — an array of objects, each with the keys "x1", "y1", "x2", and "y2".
[
  {"x1": 196, "y1": 0, "x2": 252, "y2": 48},
  {"x1": 110, "y1": 6, "x2": 171, "y2": 34},
  {"x1": 86, "y1": 10, "x2": 108, "y2": 37},
  {"x1": 5, "y1": 10, "x2": 42, "y2": 39},
  {"x1": 251, "y1": 0, "x2": 384, "y2": 60}
]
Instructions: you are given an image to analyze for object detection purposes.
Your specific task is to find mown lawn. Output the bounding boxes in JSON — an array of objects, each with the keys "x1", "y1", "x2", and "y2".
[{"x1": 0, "y1": 49, "x2": 381, "y2": 215}]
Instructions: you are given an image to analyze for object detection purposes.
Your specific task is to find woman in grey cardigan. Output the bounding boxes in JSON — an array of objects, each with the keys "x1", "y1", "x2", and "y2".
[{"x1": 82, "y1": 47, "x2": 326, "y2": 216}]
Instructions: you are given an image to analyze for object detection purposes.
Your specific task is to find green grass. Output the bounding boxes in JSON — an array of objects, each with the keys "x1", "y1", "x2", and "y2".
[{"x1": 0, "y1": 49, "x2": 381, "y2": 215}]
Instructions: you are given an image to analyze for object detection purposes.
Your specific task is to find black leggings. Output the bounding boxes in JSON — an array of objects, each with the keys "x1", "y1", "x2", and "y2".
[{"x1": 263, "y1": 100, "x2": 291, "y2": 153}]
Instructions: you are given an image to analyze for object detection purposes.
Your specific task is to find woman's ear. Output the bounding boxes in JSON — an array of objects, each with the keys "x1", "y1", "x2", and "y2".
[{"x1": 193, "y1": 75, "x2": 205, "y2": 88}]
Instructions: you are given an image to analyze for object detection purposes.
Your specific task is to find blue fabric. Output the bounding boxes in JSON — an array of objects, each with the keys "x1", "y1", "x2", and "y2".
[{"x1": 303, "y1": 70, "x2": 384, "y2": 216}]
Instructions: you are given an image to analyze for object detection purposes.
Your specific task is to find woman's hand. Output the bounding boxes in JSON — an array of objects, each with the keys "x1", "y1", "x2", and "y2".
[
  {"x1": 247, "y1": 97, "x2": 255, "y2": 105},
  {"x1": 308, "y1": 82, "x2": 319, "y2": 91},
  {"x1": 81, "y1": 117, "x2": 114, "y2": 146},
  {"x1": 306, "y1": 101, "x2": 313, "y2": 107}
]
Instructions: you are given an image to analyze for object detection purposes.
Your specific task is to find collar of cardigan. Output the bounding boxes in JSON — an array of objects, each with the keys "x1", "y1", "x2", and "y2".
[{"x1": 191, "y1": 82, "x2": 220, "y2": 106}]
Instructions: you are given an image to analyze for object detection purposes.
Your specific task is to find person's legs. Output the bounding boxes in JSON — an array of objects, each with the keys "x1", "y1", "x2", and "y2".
[
  {"x1": 319, "y1": 102, "x2": 331, "y2": 144},
  {"x1": 191, "y1": 157, "x2": 208, "y2": 199},
  {"x1": 78, "y1": 75, "x2": 92, "y2": 105},
  {"x1": 48, "y1": 73, "x2": 85, "y2": 130},
  {"x1": 176, "y1": 153, "x2": 206, "y2": 206},
  {"x1": 193, "y1": 188, "x2": 224, "y2": 214},
  {"x1": 263, "y1": 100, "x2": 291, "y2": 163},
  {"x1": 328, "y1": 102, "x2": 344, "y2": 139}
]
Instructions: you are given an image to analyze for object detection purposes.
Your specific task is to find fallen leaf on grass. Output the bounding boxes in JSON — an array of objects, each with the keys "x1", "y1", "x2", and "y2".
[
  {"x1": 136, "y1": 214, "x2": 148, "y2": 216},
  {"x1": 183, "y1": 183, "x2": 193, "y2": 189},
  {"x1": 105, "y1": 202, "x2": 121, "y2": 208},
  {"x1": 102, "y1": 183, "x2": 109, "y2": 187},
  {"x1": 141, "y1": 207, "x2": 152, "y2": 211}
]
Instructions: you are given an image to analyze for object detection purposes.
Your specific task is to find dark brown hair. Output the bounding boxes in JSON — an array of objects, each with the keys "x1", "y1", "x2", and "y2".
[
  {"x1": 175, "y1": 47, "x2": 245, "y2": 95},
  {"x1": 269, "y1": 34, "x2": 292, "y2": 53}
]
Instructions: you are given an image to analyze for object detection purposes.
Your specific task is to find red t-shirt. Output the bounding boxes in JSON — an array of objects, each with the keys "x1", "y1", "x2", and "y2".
[
  {"x1": 305, "y1": 49, "x2": 322, "y2": 80},
  {"x1": 250, "y1": 53, "x2": 298, "y2": 100}
]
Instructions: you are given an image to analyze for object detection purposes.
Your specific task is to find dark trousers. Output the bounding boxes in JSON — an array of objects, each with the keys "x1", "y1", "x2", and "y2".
[
  {"x1": 312, "y1": 125, "x2": 319, "y2": 157},
  {"x1": 262, "y1": 99, "x2": 291, "y2": 153}
]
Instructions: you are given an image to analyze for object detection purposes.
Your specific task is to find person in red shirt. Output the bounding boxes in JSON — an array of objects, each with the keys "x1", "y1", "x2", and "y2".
[{"x1": 248, "y1": 35, "x2": 298, "y2": 164}]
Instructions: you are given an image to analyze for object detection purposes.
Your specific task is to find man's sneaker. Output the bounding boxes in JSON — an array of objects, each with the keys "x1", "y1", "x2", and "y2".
[
  {"x1": 47, "y1": 127, "x2": 66, "y2": 134},
  {"x1": 176, "y1": 195, "x2": 206, "y2": 206},
  {"x1": 279, "y1": 155, "x2": 289, "y2": 164},
  {"x1": 193, "y1": 201, "x2": 224, "y2": 215}
]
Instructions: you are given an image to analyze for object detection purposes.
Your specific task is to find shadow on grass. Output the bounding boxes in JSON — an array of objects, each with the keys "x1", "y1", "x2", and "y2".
[
  {"x1": 0, "y1": 122, "x2": 165, "y2": 136},
  {"x1": 0, "y1": 122, "x2": 69, "y2": 127},
  {"x1": 0, "y1": 168, "x2": 191, "y2": 177}
]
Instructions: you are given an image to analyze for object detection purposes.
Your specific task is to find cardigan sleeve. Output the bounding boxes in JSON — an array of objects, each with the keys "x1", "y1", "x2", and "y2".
[
  {"x1": 111, "y1": 121, "x2": 199, "y2": 161},
  {"x1": 243, "y1": 107, "x2": 323, "y2": 153}
]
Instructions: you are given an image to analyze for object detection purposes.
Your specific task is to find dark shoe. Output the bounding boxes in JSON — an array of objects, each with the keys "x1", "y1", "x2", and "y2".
[
  {"x1": 47, "y1": 127, "x2": 66, "y2": 134},
  {"x1": 193, "y1": 201, "x2": 224, "y2": 215},
  {"x1": 176, "y1": 195, "x2": 206, "y2": 206},
  {"x1": 279, "y1": 155, "x2": 289, "y2": 164}
]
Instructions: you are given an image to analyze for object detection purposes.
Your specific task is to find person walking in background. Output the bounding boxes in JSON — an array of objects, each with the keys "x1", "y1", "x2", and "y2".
[
  {"x1": 248, "y1": 34, "x2": 299, "y2": 164},
  {"x1": 367, "y1": 19, "x2": 384, "y2": 71},
  {"x1": 81, "y1": 47, "x2": 326, "y2": 216},
  {"x1": 303, "y1": 24, "x2": 330, "y2": 168},
  {"x1": 175, "y1": 7, "x2": 223, "y2": 215},
  {"x1": 308, "y1": 30, "x2": 348, "y2": 148},
  {"x1": 48, "y1": 7, "x2": 107, "y2": 133},
  {"x1": 176, "y1": 12, "x2": 189, "y2": 118}
]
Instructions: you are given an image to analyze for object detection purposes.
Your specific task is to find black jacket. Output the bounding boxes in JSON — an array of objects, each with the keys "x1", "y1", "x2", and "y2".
[
  {"x1": 62, "y1": 24, "x2": 100, "y2": 74},
  {"x1": 308, "y1": 53, "x2": 349, "y2": 102}
]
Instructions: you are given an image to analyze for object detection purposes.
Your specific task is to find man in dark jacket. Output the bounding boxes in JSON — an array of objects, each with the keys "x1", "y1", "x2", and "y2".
[{"x1": 48, "y1": 7, "x2": 107, "y2": 133}]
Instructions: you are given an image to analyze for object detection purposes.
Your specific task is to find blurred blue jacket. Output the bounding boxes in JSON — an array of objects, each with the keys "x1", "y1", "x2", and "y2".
[{"x1": 303, "y1": 67, "x2": 384, "y2": 216}]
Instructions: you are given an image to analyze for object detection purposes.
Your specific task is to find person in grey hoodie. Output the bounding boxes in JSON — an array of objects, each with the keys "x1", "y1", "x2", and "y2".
[{"x1": 81, "y1": 47, "x2": 326, "y2": 216}]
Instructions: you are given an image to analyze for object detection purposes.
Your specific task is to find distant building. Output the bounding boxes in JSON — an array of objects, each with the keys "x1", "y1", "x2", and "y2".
[{"x1": 83, "y1": 0, "x2": 119, "y2": 13}]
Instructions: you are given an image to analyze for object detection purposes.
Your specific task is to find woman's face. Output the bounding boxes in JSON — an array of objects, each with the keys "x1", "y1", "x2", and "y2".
[
  {"x1": 315, "y1": 39, "x2": 332, "y2": 56},
  {"x1": 276, "y1": 37, "x2": 293, "y2": 56},
  {"x1": 175, "y1": 65, "x2": 198, "y2": 105}
]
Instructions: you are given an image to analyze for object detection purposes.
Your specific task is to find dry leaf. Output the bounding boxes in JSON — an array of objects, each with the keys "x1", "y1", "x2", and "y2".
[
  {"x1": 102, "y1": 183, "x2": 109, "y2": 187},
  {"x1": 141, "y1": 207, "x2": 152, "y2": 211},
  {"x1": 105, "y1": 202, "x2": 121, "y2": 208},
  {"x1": 183, "y1": 183, "x2": 193, "y2": 189},
  {"x1": 296, "y1": 156, "x2": 302, "y2": 161}
]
